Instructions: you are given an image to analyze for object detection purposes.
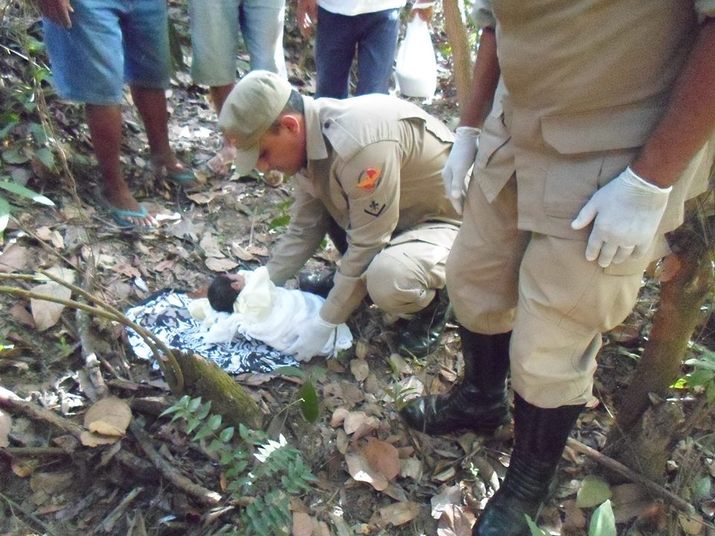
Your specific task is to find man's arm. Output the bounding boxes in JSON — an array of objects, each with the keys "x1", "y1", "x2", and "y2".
[
  {"x1": 458, "y1": 27, "x2": 500, "y2": 129},
  {"x1": 631, "y1": 17, "x2": 715, "y2": 187},
  {"x1": 296, "y1": 0, "x2": 317, "y2": 38},
  {"x1": 266, "y1": 176, "x2": 329, "y2": 285},
  {"x1": 441, "y1": 26, "x2": 500, "y2": 212},
  {"x1": 36, "y1": 0, "x2": 73, "y2": 28}
]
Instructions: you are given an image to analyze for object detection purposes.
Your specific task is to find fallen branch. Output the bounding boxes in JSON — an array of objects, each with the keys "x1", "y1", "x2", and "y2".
[
  {"x1": 566, "y1": 437, "x2": 695, "y2": 515},
  {"x1": 0, "y1": 273, "x2": 183, "y2": 393},
  {"x1": 2, "y1": 447, "x2": 69, "y2": 457},
  {"x1": 129, "y1": 421, "x2": 222, "y2": 506},
  {"x1": 0, "y1": 490, "x2": 60, "y2": 536},
  {"x1": 96, "y1": 486, "x2": 143, "y2": 533}
]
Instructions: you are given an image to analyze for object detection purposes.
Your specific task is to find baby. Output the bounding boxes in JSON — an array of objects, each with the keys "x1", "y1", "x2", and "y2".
[
  {"x1": 207, "y1": 273, "x2": 246, "y2": 313},
  {"x1": 189, "y1": 267, "x2": 352, "y2": 360}
]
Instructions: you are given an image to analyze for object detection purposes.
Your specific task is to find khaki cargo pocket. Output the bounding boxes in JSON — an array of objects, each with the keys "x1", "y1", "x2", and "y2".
[
  {"x1": 540, "y1": 101, "x2": 662, "y2": 220},
  {"x1": 473, "y1": 112, "x2": 515, "y2": 201}
]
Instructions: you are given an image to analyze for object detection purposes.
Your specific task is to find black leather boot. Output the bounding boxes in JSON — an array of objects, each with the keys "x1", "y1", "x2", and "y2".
[
  {"x1": 399, "y1": 327, "x2": 511, "y2": 434},
  {"x1": 396, "y1": 289, "x2": 451, "y2": 357},
  {"x1": 297, "y1": 266, "x2": 336, "y2": 298},
  {"x1": 473, "y1": 394, "x2": 584, "y2": 535},
  {"x1": 297, "y1": 217, "x2": 346, "y2": 298}
]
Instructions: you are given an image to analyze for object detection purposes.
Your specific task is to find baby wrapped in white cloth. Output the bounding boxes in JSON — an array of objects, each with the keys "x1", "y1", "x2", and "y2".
[{"x1": 188, "y1": 266, "x2": 353, "y2": 361}]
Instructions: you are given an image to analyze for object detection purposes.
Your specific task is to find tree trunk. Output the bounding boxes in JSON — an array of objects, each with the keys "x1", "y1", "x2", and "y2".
[
  {"x1": 174, "y1": 351, "x2": 263, "y2": 429},
  {"x1": 606, "y1": 193, "x2": 714, "y2": 479},
  {"x1": 442, "y1": 0, "x2": 472, "y2": 110}
]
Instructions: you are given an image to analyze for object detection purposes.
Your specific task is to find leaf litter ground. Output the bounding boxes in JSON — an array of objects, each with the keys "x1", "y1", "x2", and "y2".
[{"x1": 1, "y1": 5, "x2": 714, "y2": 536}]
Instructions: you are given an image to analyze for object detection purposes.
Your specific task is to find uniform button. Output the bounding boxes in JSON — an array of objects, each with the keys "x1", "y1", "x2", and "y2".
[{"x1": 323, "y1": 121, "x2": 330, "y2": 128}]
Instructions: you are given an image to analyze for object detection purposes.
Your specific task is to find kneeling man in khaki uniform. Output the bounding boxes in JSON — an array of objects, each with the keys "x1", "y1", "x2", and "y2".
[{"x1": 218, "y1": 71, "x2": 461, "y2": 361}]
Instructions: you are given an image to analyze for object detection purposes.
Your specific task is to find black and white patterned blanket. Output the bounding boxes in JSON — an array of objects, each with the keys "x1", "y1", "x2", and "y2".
[{"x1": 125, "y1": 289, "x2": 298, "y2": 374}]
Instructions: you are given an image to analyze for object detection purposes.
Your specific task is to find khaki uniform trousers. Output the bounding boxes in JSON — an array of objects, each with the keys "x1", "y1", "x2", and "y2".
[
  {"x1": 365, "y1": 222, "x2": 458, "y2": 315},
  {"x1": 446, "y1": 175, "x2": 651, "y2": 408}
]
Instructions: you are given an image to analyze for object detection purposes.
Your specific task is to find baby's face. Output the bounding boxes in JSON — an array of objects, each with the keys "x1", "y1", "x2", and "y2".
[{"x1": 227, "y1": 273, "x2": 246, "y2": 292}]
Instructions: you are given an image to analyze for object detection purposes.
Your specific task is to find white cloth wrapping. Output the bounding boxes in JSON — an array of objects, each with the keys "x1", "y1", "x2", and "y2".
[{"x1": 188, "y1": 267, "x2": 353, "y2": 358}]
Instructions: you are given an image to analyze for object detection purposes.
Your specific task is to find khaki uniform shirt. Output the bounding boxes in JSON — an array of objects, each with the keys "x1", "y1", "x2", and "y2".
[
  {"x1": 267, "y1": 94, "x2": 458, "y2": 324},
  {"x1": 471, "y1": 0, "x2": 715, "y2": 242}
]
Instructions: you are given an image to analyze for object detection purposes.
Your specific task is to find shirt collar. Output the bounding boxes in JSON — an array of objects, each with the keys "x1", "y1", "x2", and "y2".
[{"x1": 303, "y1": 96, "x2": 329, "y2": 162}]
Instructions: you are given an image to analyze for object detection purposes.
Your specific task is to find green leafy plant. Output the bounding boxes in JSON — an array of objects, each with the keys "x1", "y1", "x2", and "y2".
[
  {"x1": 273, "y1": 365, "x2": 326, "y2": 424},
  {"x1": 673, "y1": 342, "x2": 715, "y2": 402},
  {"x1": 160, "y1": 396, "x2": 317, "y2": 535},
  {"x1": 268, "y1": 199, "x2": 294, "y2": 231},
  {"x1": 527, "y1": 478, "x2": 616, "y2": 536},
  {"x1": 0, "y1": 180, "x2": 55, "y2": 233}
]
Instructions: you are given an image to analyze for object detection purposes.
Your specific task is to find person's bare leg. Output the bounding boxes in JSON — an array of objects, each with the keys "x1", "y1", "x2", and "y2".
[
  {"x1": 131, "y1": 85, "x2": 195, "y2": 183},
  {"x1": 207, "y1": 83, "x2": 237, "y2": 174},
  {"x1": 86, "y1": 104, "x2": 154, "y2": 226}
]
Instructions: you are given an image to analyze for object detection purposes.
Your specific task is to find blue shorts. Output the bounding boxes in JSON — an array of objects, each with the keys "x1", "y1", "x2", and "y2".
[
  {"x1": 189, "y1": 0, "x2": 286, "y2": 86},
  {"x1": 42, "y1": 0, "x2": 170, "y2": 104}
]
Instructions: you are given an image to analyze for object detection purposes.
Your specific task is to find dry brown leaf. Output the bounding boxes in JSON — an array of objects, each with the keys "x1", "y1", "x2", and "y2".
[
  {"x1": 335, "y1": 429, "x2": 349, "y2": 454},
  {"x1": 343, "y1": 411, "x2": 369, "y2": 434},
  {"x1": 30, "y1": 281, "x2": 71, "y2": 331},
  {"x1": 200, "y1": 233, "x2": 224, "y2": 258},
  {"x1": 436, "y1": 501, "x2": 475, "y2": 536},
  {"x1": 187, "y1": 191, "x2": 221, "y2": 204},
  {"x1": 30, "y1": 471, "x2": 74, "y2": 494},
  {"x1": 11, "y1": 458, "x2": 38, "y2": 478},
  {"x1": 678, "y1": 513, "x2": 704, "y2": 535},
  {"x1": 9, "y1": 303, "x2": 35, "y2": 328},
  {"x1": 388, "y1": 353, "x2": 413, "y2": 375},
  {"x1": 230, "y1": 242, "x2": 255, "y2": 261},
  {"x1": 611, "y1": 483, "x2": 651, "y2": 523},
  {"x1": 0, "y1": 243, "x2": 29, "y2": 273},
  {"x1": 80, "y1": 430, "x2": 121, "y2": 447},
  {"x1": 0, "y1": 409, "x2": 11, "y2": 447},
  {"x1": 345, "y1": 451, "x2": 388, "y2": 491},
  {"x1": 560, "y1": 499, "x2": 587, "y2": 531},
  {"x1": 84, "y1": 396, "x2": 132, "y2": 437},
  {"x1": 205, "y1": 257, "x2": 239, "y2": 272},
  {"x1": 246, "y1": 244, "x2": 269, "y2": 257},
  {"x1": 349, "y1": 358, "x2": 370, "y2": 382},
  {"x1": 330, "y1": 407, "x2": 349, "y2": 428},
  {"x1": 431, "y1": 485, "x2": 462, "y2": 519},
  {"x1": 376, "y1": 501, "x2": 420, "y2": 527},
  {"x1": 292, "y1": 512, "x2": 315, "y2": 536},
  {"x1": 362, "y1": 438, "x2": 400, "y2": 481},
  {"x1": 35, "y1": 227, "x2": 65, "y2": 250},
  {"x1": 399, "y1": 457, "x2": 423, "y2": 480}
]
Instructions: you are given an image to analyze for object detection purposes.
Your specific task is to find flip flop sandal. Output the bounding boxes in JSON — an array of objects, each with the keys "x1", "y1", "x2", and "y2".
[
  {"x1": 109, "y1": 205, "x2": 152, "y2": 229},
  {"x1": 151, "y1": 157, "x2": 199, "y2": 188},
  {"x1": 163, "y1": 166, "x2": 199, "y2": 187},
  {"x1": 94, "y1": 187, "x2": 155, "y2": 232}
]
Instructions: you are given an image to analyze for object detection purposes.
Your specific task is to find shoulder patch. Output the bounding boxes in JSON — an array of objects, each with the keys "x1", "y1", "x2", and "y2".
[{"x1": 356, "y1": 167, "x2": 381, "y2": 192}]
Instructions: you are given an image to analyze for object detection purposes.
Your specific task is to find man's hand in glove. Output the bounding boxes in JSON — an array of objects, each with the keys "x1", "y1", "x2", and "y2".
[
  {"x1": 442, "y1": 126, "x2": 479, "y2": 214},
  {"x1": 571, "y1": 167, "x2": 671, "y2": 268},
  {"x1": 285, "y1": 314, "x2": 337, "y2": 362}
]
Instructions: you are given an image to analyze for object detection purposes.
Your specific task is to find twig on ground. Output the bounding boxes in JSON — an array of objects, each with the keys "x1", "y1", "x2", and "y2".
[
  {"x1": 0, "y1": 490, "x2": 60, "y2": 536},
  {"x1": 2, "y1": 446, "x2": 69, "y2": 457},
  {"x1": 97, "y1": 486, "x2": 143, "y2": 533},
  {"x1": 0, "y1": 273, "x2": 184, "y2": 393},
  {"x1": 129, "y1": 421, "x2": 222, "y2": 506},
  {"x1": 566, "y1": 437, "x2": 695, "y2": 515}
]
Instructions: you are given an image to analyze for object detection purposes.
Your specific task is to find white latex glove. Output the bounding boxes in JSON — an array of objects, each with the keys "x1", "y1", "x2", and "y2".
[
  {"x1": 571, "y1": 167, "x2": 671, "y2": 268},
  {"x1": 285, "y1": 314, "x2": 337, "y2": 362},
  {"x1": 442, "y1": 126, "x2": 479, "y2": 214}
]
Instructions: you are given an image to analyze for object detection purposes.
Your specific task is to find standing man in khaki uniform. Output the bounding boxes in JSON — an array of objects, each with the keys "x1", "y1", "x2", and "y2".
[
  {"x1": 217, "y1": 71, "x2": 461, "y2": 360},
  {"x1": 400, "y1": 1, "x2": 715, "y2": 534}
]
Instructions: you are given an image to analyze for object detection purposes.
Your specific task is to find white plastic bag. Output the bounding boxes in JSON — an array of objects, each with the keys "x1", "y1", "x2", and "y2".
[{"x1": 395, "y1": 15, "x2": 437, "y2": 98}]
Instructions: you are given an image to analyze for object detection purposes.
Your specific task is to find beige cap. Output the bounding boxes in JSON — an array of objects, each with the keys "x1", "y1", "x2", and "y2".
[{"x1": 218, "y1": 70, "x2": 292, "y2": 175}]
